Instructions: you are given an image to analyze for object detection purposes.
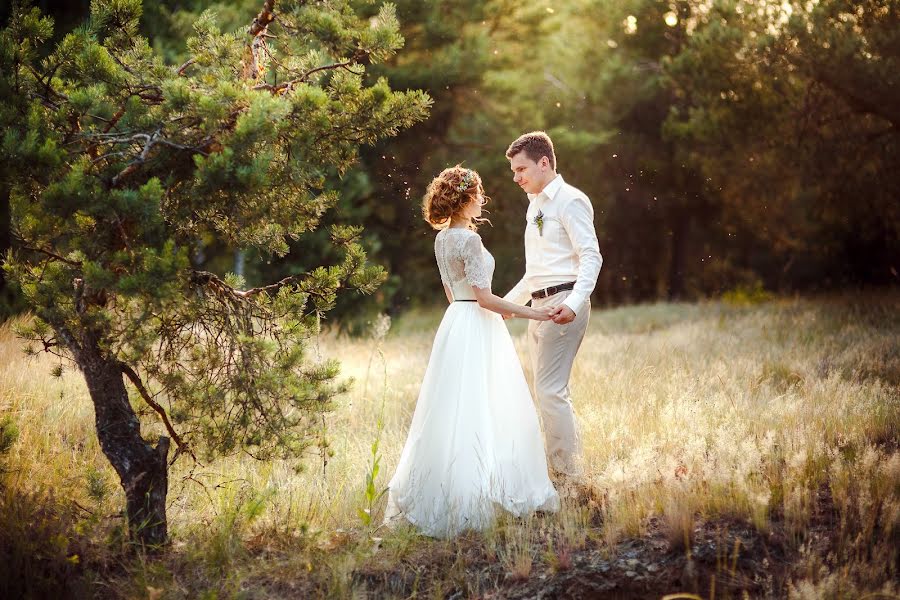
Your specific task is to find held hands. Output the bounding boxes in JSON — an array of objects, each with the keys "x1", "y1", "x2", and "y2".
[
  {"x1": 504, "y1": 305, "x2": 575, "y2": 323},
  {"x1": 531, "y1": 305, "x2": 556, "y2": 321},
  {"x1": 549, "y1": 305, "x2": 576, "y2": 324}
]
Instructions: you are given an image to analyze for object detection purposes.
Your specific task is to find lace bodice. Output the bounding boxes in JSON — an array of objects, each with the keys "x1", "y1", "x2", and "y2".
[{"x1": 434, "y1": 228, "x2": 494, "y2": 300}]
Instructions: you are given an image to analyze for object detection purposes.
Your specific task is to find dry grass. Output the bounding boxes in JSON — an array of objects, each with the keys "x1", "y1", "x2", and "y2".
[{"x1": 1, "y1": 293, "x2": 898, "y2": 598}]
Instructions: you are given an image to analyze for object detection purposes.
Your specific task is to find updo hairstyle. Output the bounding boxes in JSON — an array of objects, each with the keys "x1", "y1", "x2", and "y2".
[{"x1": 422, "y1": 165, "x2": 488, "y2": 231}]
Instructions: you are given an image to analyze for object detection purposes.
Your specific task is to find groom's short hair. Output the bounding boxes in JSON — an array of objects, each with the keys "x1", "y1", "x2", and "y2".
[{"x1": 506, "y1": 131, "x2": 556, "y2": 171}]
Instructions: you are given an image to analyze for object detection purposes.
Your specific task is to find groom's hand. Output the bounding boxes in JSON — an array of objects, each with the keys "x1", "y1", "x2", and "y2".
[{"x1": 550, "y1": 305, "x2": 576, "y2": 324}]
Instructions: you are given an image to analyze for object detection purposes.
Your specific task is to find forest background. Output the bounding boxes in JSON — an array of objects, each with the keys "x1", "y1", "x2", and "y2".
[{"x1": 1, "y1": 0, "x2": 896, "y2": 330}]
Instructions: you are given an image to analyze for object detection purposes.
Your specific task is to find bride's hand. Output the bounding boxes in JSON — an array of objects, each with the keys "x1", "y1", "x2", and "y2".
[{"x1": 531, "y1": 305, "x2": 555, "y2": 321}]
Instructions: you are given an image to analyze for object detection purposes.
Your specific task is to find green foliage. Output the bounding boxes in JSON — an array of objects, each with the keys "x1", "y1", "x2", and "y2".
[
  {"x1": 4, "y1": 0, "x2": 899, "y2": 324},
  {"x1": 0, "y1": 415, "x2": 91, "y2": 598},
  {"x1": 358, "y1": 314, "x2": 390, "y2": 527},
  {"x1": 85, "y1": 465, "x2": 110, "y2": 504},
  {"x1": 0, "y1": 0, "x2": 429, "y2": 466},
  {"x1": 665, "y1": 0, "x2": 899, "y2": 288},
  {"x1": 357, "y1": 428, "x2": 385, "y2": 527},
  {"x1": 341, "y1": 0, "x2": 547, "y2": 315},
  {"x1": 500, "y1": 0, "x2": 899, "y2": 301},
  {"x1": 0, "y1": 487, "x2": 88, "y2": 599},
  {"x1": 722, "y1": 281, "x2": 773, "y2": 306},
  {"x1": 196, "y1": 485, "x2": 273, "y2": 578},
  {"x1": 0, "y1": 415, "x2": 17, "y2": 458}
]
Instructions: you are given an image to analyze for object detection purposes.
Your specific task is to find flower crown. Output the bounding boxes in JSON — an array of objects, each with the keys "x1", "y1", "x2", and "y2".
[{"x1": 455, "y1": 170, "x2": 477, "y2": 192}]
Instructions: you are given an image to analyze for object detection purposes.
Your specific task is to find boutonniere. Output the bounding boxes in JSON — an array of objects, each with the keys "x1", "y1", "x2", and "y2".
[{"x1": 532, "y1": 209, "x2": 544, "y2": 236}]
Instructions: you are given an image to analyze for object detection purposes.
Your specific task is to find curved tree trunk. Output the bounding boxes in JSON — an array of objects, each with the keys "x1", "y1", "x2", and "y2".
[{"x1": 74, "y1": 337, "x2": 169, "y2": 546}]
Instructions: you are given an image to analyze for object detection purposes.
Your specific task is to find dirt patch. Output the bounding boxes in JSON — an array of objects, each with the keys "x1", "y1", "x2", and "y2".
[
  {"x1": 351, "y1": 503, "x2": 840, "y2": 599},
  {"x1": 24, "y1": 480, "x2": 885, "y2": 599}
]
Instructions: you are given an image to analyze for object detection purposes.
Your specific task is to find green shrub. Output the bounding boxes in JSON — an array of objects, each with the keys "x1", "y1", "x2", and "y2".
[{"x1": 722, "y1": 281, "x2": 773, "y2": 305}]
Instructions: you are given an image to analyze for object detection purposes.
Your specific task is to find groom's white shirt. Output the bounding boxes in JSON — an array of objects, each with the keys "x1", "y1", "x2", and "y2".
[{"x1": 504, "y1": 174, "x2": 602, "y2": 314}]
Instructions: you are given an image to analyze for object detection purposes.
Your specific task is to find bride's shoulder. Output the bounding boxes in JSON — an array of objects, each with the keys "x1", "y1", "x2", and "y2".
[
  {"x1": 460, "y1": 229, "x2": 483, "y2": 245},
  {"x1": 439, "y1": 228, "x2": 482, "y2": 254},
  {"x1": 442, "y1": 227, "x2": 480, "y2": 239}
]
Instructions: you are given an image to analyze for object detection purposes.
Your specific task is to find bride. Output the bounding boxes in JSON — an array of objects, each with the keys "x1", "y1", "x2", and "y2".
[{"x1": 384, "y1": 166, "x2": 560, "y2": 538}]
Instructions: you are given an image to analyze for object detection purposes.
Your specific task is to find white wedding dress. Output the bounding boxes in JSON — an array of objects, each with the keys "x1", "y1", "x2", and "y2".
[{"x1": 384, "y1": 227, "x2": 559, "y2": 538}]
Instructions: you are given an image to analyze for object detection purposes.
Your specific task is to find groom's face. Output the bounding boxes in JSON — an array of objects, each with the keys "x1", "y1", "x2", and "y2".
[{"x1": 509, "y1": 152, "x2": 550, "y2": 195}]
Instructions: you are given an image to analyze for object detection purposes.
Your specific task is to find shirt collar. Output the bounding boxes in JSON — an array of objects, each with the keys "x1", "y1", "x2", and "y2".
[{"x1": 528, "y1": 173, "x2": 564, "y2": 203}]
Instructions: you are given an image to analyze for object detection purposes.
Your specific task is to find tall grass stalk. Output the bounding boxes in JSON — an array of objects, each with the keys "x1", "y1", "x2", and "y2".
[{"x1": 358, "y1": 314, "x2": 391, "y2": 529}]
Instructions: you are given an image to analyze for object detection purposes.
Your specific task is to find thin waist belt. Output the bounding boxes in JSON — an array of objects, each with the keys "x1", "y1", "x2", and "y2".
[{"x1": 453, "y1": 299, "x2": 477, "y2": 302}]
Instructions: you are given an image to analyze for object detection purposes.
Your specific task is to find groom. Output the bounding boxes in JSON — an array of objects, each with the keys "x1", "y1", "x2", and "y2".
[{"x1": 503, "y1": 131, "x2": 602, "y2": 484}]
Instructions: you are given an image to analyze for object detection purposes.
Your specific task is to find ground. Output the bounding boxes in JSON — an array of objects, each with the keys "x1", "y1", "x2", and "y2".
[{"x1": 0, "y1": 293, "x2": 897, "y2": 598}]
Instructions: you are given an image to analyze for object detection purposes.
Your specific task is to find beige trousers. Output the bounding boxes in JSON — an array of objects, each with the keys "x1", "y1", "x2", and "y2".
[{"x1": 528, "y1": 290, "x2": 590, "y2": 479}]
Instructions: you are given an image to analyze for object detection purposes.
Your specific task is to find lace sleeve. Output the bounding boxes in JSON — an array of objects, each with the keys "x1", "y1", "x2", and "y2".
[{"x1": 461, "y1": 233, "x2": 491, "y2": 289}]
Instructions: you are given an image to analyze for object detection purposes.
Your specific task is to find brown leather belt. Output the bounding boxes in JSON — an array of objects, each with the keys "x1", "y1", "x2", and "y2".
[{"x1": 531, "y1": 281, "x2": 575, "y2": 300}]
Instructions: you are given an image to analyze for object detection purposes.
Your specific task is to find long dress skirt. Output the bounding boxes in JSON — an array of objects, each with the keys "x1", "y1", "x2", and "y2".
[{"x1": 384, "y1": 302, "x2": 560, "y2": 538}]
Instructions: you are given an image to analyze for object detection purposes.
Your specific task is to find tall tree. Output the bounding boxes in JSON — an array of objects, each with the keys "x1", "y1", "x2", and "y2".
[
  {"x1": 665, "y1": 0, "x2": 899, "y2": 289},
  {"x1": 524, "y1": 0, "x2": 716, "y2": 302},
  {"x1": 0, "y1": 0, "x2": 91, "y2": 320},
  {"x1": 0, "y1": 0, "x2": 429, "y2": 544},
  {"x1": 346, "y1": 0, "x2": 548, "y2": 315},
  {"x1": 134, "y1": 0, "x2": 531, "y2": 326}
]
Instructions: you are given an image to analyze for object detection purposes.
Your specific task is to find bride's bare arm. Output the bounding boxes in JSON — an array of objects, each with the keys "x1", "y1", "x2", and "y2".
[
  {"x1": 472, "y1": 286, "x2": 552, "y2": 320},
  {"x1": 443, "y1": 283, "x2": 453, "y2": 304}
]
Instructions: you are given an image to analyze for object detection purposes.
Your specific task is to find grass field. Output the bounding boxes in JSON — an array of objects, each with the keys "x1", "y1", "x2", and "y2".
[{"x1": 1, "y1": 293, "x2": 898, "y2": 598}]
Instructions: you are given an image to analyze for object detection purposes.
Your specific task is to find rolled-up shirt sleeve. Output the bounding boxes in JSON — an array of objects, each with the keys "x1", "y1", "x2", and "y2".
[{"x1": 560, "y1": 196, "x2": 602, "y2": 314}]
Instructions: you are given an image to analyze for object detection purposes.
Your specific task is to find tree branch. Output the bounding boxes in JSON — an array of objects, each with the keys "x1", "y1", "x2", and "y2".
[
  {"x1": 119, "y1": 361, "x2": 194, "y2": 464},
  {"x1": 191, "y1": 269, "x2": 296, "y2": 299},
  {"x1": 252, "y1": 57, "x2": 363, "y2": 93},
  {"x1": 248, "y1": 0, "x2": 277, "y2": 37},
  {"x1": 190, "y1": 269, "x2": 334, "y2": 302},
  {"x1": 239, "y1": 275, "x2": 300, "y2": 297},
  {"x1": 176, "y1": 58, "x2": 196, "y2": 76},
  {"x1": 243, "y1": 0, "x2": 278, "y2": 81},
  {"x1": 108, "y1": 131, "x2": 208, "y2": 187},
  {"x1": 110, "y1": 131, "x2": 158, "y2": 186},
  {"x1": 18, "y1": 244, "x2": 83, "y2": 267}
]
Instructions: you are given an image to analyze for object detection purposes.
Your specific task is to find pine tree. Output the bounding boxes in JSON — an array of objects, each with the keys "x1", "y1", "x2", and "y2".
[
  {"x1": 0, "y1": 0, "x2": 429, "y2": 545},
  {"x1": 665, "y1": 0, "x2": 899, "y2": 288}
]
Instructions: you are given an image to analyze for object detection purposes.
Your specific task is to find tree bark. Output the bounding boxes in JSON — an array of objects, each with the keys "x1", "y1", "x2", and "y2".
[{"x1": 73, "y1": 335, "x2": 169, "y2": 546}]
